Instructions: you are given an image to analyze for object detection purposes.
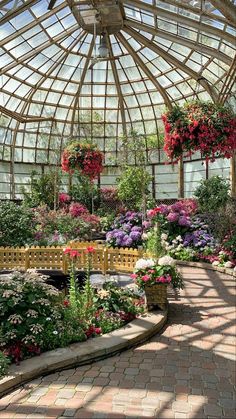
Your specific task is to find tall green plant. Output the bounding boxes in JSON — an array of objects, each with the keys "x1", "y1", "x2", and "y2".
[
  {"x1": 21, "y1": 170, "x2": 62, "y2": 209},
  {"x1": 194, "y1": 176, "x2": 230, "y2": 213},
  {"x1": 0, "y1": 202, "x2": 35, "y2": 247}
]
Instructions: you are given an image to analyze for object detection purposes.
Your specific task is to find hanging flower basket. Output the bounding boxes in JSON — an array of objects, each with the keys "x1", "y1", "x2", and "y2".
[
  {"x1": 162, "y1": 101, "x2": 236, "y2": 162},
  {"x1": 61, "y1": 142, "x2": 104, "y2": 180},
  {"x1": 144, "y1": 283, "x2": 167, "y2": 311}
]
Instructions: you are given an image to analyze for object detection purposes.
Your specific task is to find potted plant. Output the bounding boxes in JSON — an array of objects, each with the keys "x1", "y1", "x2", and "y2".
[
  {"x1": 61, "y1": 142, "x2": 104, "y2": 180},
  {"x1": 131, "y1": 256, "x2": 183, "y2": 311},
  {"x1": 162, "y1": 101, "x2": 236, "y2": 162}
]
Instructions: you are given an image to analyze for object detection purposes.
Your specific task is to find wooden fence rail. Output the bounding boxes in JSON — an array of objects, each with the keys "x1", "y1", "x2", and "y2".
[{"x1": 0, "y1": 243, "x2": 143, "y2": 274}]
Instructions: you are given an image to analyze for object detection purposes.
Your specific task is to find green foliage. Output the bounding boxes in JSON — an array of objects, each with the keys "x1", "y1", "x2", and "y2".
[
  {"x1": 70, "y1": 174, "x2": 98, "y2": 212},
  {"x1": 21, "y1": 170, "x2": 61, "y2": 209},
  {"x1": 117, "y1": 166, "x2": 151, "y2": 210},
  {"x1": 145, "y1": 225, "x2": 164, "y2": 259},
  {"x1": 0, "y1": 202, "x2": 35, "y2": 247},
  {"x1": 194, "y1": 176, "x2": 230, "y2": 213},
  {"x1": 0, "y1": 351, "x2": 10, "y2": 378}
]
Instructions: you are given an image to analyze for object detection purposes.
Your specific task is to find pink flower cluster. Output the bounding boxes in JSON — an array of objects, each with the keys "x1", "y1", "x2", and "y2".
[{"x1": 162, "y1": 101, "x2": 236, "y2": 162}]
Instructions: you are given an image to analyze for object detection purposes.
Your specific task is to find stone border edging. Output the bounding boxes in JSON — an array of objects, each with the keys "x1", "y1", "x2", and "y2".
[
  {"x1": 0, "y1": 310, "x2": 167, "y2": 398},
  {"x1": 176, "y1": 260, "x2": 236, "y2": 277}
]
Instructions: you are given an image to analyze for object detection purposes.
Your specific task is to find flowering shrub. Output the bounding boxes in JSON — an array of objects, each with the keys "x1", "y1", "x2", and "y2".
[
  {"x1": 59, "y1": 193, "x2": 71, "y2": 204},
  {"x1": 61, "y1": 142, "x2": 103, "y2": 180},
  {"x1": 69, "y1": 202, "x2": 89, "y2": 217},
  {"x1": 162, "y1": 101, "x2": 236, "y2": 162},
  {"x1": 0, "y1": 270, "x2": 66, "y2": 363},
  {"x1": 132, "y1": 257, "x2": 183, "y2": 290},
  {"x1": 33, "y1": 206, "x2": 100, "y2": 245},
  {"x1": 106, "y1": 211, "x2": 145, "y2": 248}
]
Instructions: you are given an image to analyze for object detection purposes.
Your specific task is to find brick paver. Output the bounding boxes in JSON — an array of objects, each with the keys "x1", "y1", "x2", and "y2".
[{"x1": 0, "y1": 266, "x2": 235, "y2": 418}]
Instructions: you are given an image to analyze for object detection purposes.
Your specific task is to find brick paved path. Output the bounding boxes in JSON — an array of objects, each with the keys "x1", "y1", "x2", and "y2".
[{"x1": 0, "y1": 266, "x2": 235, "y2": 418}]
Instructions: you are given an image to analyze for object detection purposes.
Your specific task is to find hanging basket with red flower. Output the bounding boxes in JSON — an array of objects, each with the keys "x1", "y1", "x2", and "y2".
[
  {"x1": 162, "y1": 101, "x2": 236, "y2": 162},
  {"x1": 61, "y1": 142, "x2": 104, "y2": 180}
]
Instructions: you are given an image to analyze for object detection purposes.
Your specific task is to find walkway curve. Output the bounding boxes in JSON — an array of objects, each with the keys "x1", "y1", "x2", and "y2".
[{"x1": 0, "y1": 266, "x2": 235, "y2": 419}]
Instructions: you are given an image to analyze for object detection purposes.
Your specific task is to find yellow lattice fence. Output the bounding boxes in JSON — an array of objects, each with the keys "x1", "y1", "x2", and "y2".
[{"x1": 0, "y1": 244, "x2": 143, "y2": 274}]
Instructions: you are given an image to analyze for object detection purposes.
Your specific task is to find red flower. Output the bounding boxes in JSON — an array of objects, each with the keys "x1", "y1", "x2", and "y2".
[
  {"x1": 63, "y1": 247, "x2": 81, "y2": 259},
  {"x1": 85, "y1": 246, "x2": 95, "y2": 254},
  {"x1": 63, "y1": 300, "x2": 70, "y2": 307}
]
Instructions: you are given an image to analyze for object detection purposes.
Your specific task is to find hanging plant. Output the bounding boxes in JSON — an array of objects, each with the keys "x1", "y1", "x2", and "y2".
[
  {"x1": 61, "y1": 142, "x2": 104, "y2": 180},
  {"x1": 162, "y1": 101, "x2": 236, "y2": 162}
]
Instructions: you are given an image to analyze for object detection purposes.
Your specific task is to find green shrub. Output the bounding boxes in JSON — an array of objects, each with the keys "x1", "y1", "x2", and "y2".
[
  {"x1": 0, "y1": 202, "x2": 35, "y2": 247},
  {"x1": 194, "y1": 176, "x2": 230, "y2": 213},
  {"x1": 117, "y1": 166, "x2": 151, "y2": 210},
  {"x1": 21, "y1": 170, "x2": 61, "y2": 209},
  {"x1": 0, "y1": 351, "x2": 10, "y2": 378}
]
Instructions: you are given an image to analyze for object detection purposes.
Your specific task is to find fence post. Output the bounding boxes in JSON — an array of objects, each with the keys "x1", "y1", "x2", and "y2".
[
  {"x1": 103, "y1": 247, "x2": 108, "y2": 274},
  {"x1": 24, "y1": 248, "x2": 30, "y2": 270}
]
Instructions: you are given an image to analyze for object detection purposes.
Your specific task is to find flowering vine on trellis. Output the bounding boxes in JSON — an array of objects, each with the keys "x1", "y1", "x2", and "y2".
[{"x1": 162, "y1": 101, "x2": 236, "y2": 162}]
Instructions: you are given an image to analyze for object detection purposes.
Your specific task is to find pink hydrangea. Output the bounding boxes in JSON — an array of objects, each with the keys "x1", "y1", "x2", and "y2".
[
  {"x1": 69, "y1": 202, "x2": 88, "y2": 217},
  {"x1": 59, "y1": 193, "x2": 71, "y2": 203}
]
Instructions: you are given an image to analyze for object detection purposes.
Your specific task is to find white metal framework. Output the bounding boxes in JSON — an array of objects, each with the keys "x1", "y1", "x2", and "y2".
[{"x1": 0, "y1": 0, "x2": 235, "y2": 166}]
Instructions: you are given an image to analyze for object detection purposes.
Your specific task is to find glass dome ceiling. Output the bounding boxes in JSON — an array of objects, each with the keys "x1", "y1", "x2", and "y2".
[{"x1": 0, "y1": 0, "x2": 235, "y2": 165}]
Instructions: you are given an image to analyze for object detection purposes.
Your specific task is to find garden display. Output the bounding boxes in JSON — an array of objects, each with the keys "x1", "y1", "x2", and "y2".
[{"x1": 0, "y1": 247, "x2": 144, "y2": 370}]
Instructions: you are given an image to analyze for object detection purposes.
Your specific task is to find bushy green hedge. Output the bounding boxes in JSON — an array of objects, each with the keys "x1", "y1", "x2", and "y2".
[{"x1": 0, "y1": 202, "x2": 35, "y2": 247}]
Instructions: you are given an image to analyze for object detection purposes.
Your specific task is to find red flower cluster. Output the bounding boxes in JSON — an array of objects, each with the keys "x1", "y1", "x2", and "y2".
[
  {"x1": 162, "y1": 101, "x2": 236, "y2": 162},
  {"x1": 85, "y1": 325, "x2": 102, "y2": 338},
  {"x1": 63, "y1": 247, "x2": 81, "y2": 259},
  {"x1": 61, "y1": 142, "x2": 104, "y2": 180}
]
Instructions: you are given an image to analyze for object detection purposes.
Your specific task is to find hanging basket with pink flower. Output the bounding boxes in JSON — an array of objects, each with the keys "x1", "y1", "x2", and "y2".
[
  {"x1": 162, "y1": 101, "x2": 236, "y2": 162},
  {"x1": 61, "y1": 142, "x2": 104, "y2": 180}
]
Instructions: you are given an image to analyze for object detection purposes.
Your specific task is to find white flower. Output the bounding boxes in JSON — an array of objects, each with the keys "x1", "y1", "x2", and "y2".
[
  {"x1": 46, "y1": 317, "x2": 51, "y2": 321},
  {"x1": 176, "y1": 235, "x2": 183, "y2": 242},
  {"x1": 161, "y1": 233, "x2": 168, "y2": 240},
  {"x1": 234, "y1": 266, "x2": 236, "y2": 272},
  {"x1": 158, "y1": 255, "x2": 175, "y2": 266},
  {"x1": 53, "y1": 330, "x2": 58, "y2": 335},
  {"x1": 224, "y1": 261, "x2": 233, "y2": 268},
  {"x1": 212, "y1": 261, "x2": 220, "y2": 266},
  {"x1": 135, "y1": 258, "x2": 155, "y2": 270}
]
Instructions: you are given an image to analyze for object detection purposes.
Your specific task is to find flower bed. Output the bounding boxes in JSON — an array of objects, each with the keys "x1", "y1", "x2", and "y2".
[{"x1": 0, "y1": 247, "x2": 144, "y2": 372}]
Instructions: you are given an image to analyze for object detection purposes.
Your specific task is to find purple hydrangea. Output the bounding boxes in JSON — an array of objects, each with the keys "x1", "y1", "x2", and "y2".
[{"x1": 167, "y1": 212, "x2": 179, "y2": 222}]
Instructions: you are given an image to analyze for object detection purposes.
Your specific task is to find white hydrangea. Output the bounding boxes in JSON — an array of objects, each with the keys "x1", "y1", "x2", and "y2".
[
  {"x1": 224, "y1": 261, "x2": 233, "y2": 268},
  {"x1": 135, "y1": 258, "x2": 155, "y2": 270},
  {"x1": 212, "y1": 261, "x2": 220, "y2": 266},
  {"x1": 158, "y1": 255, "x2": 175, "y2": 266},
  {"x1": 161, "y1": 233, "x2": 168, "y2": 240}
]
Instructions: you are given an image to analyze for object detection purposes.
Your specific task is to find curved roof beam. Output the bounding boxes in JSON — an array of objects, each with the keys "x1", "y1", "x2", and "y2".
[
  {"x1": 116, "y1": 32, "x2": 172, "y2": 110},
  {"x1": 150, "y1": 0, "x2": 234, "y2": 26},
  {"x1": 209, "y1": 0, "x2": 236, "y2": 27},
  {"x1": 106, "y1": 33, "x2": 128, "y2": 137},
  {"x1": 124, "y1": 26, "x2": 218, "y2": 103},
  {"x1": 0, "y1": 24, "x2": 78, "y2": 75},
  {"x1": 70, "y1": 37, "x2": 95, "y2": 136},
  {"x1": 124, "y1": 19, "x2": 231, "y2": 66},
  {"x1": 0, "y1": 0, "x2": 40, "y2": 25},
  {"x1": 120, "y1": 0, "x2": 235, "y2": 45},
  {"x1": 0, "y1": 1, "x2": 68, "y2": 47}
]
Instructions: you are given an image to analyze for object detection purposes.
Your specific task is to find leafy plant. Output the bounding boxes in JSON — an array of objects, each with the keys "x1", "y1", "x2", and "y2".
[
  {"x1": 117, "y1": 166, "x2": 151, "y2": 210},
  {"x1": 0, "y1": 202, "x2": 35, "y2": 247},
  {"x1": 21, "y1": 170, "x2": 61, "y2": 210},
  {"x1": 194, "y1": 176, "x2": 230, "y2": 213},
  {"x1": 0, "y1": 351, "x2": 10, "y2": 378}
]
